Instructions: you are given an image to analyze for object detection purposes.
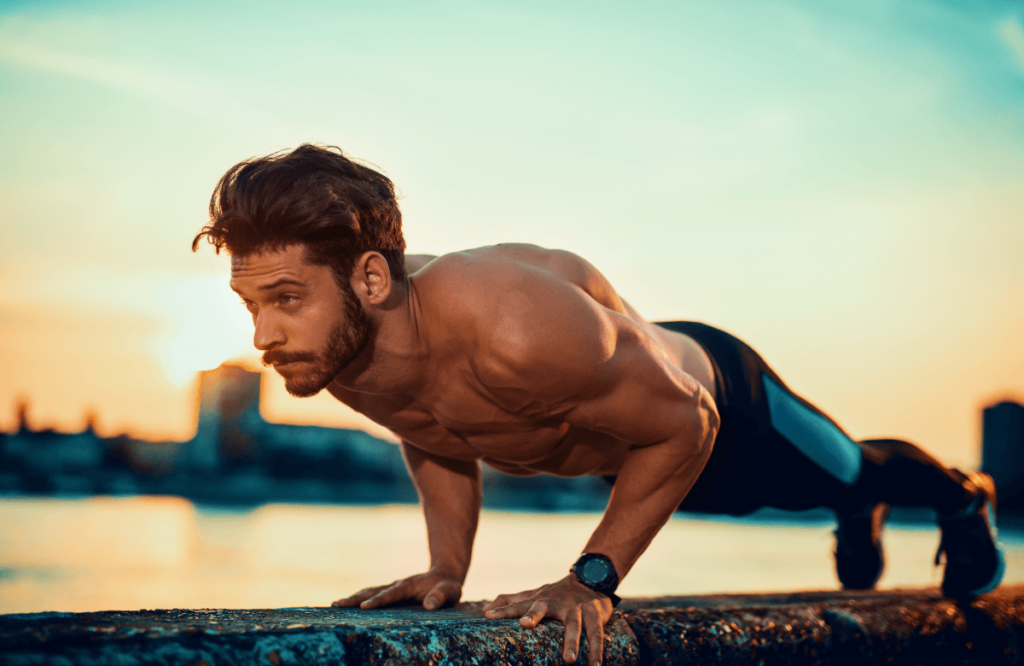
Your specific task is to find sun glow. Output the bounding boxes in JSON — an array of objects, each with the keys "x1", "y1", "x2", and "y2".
[
  {"x1": 146, "y1": 274, "x2": 256, "y2": 388},
  {"x1": 0, "y1": 266, "x2": 256, "y2": 438}
]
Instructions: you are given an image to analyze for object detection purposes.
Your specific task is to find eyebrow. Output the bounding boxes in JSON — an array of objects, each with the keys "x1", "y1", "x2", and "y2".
[{"x1": 258, "y1": 278, "x2": 307, "y2": 292}]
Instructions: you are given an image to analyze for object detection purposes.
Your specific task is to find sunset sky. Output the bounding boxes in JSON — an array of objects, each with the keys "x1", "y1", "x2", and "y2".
[{"x1": 1, "y1": 0, "x2": 1022, "y2": 468}]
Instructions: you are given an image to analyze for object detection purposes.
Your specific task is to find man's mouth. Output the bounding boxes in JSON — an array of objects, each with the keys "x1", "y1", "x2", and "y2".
[{"x1": 262, "y1": 351, "x2": 316, "y2": 367}]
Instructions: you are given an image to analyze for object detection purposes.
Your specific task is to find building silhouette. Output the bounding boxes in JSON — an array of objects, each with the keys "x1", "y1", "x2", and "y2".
[
  {"x1": 0, "y1": 400, "x2": 105, "y2": 493},
  {"x1": 0, "y1": 363, "x2": 611, "y2": 510},
  {"x1": 0, "y1": 364, "x2": 414, "y2": 503},
  {"x1": 186, "y1": 364, "x2": 263, "y2": 473},
  {"x1": 982, "y1": 400, "x2": 1024, "y2": 515}
]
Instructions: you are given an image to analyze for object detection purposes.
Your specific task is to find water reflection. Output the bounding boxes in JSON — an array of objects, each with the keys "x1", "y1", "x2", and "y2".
[
  {"x1": 2, "y1": 497, "x2": 1023, "y2": 614},
  {"x1": 0, "y1": 496, "x2": 196, "y2": 569}
]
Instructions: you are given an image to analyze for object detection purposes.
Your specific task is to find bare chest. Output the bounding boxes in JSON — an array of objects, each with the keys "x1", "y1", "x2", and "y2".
[
  {"x1": 416, "y1": 386, "x2": 629, "y2": 478},
  {"x1": 419, "y1": 382, "x2": 572, "y2": 464},
  {"x1": 337, "y1": 353, "x2": 629, "y2": 476}
]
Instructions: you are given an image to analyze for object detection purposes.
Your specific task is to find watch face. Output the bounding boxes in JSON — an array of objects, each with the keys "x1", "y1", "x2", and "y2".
[{"x1": 580, "y1": 557, "x2": 612, "y2": 585}]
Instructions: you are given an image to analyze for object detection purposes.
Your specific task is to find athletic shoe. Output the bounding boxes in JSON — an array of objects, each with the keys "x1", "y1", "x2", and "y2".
[
  {"x1": 936, "y1": 472, "x2": 1006, "y2": 599},
  {"x1": 834, "y1": 502, "x2": 890, "y2": 590}
]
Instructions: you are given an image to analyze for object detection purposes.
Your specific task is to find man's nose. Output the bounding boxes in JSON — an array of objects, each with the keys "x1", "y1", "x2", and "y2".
[{"x1": 253, "y1": 312, "x2": 286, "y2": 351}]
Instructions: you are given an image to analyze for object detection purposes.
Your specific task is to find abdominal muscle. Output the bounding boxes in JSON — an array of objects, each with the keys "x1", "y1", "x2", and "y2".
[{"x1": 480, "y1": 426, "x2": 632, "y2": 478}]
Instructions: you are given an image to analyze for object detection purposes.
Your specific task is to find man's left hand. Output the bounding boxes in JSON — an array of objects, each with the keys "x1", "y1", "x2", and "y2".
[{"x1": 482, "y1": 575, "x2": 614, "y2": 666}]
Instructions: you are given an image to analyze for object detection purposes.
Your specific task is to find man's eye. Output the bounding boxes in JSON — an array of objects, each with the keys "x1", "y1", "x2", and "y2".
[
  {"x1": 279, "y1": 294, "x2": 299, "y2": 305},
  {"x1": 240, "y1": 299, "x2": 256, "y2": 311}
]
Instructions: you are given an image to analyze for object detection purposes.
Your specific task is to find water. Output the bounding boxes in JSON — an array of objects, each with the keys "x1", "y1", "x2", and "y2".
[{"x1": 2, "y1": 496, "x2": 1022, "y2": 614}]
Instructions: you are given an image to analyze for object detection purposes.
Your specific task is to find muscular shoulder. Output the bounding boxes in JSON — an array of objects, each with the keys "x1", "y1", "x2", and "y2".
[
  {"x1": 415, "y1": 244, "x2": 616, "y2": 334},
  {"x1": 414, "y1": 245, "x2": 629, "y2": 412},
  {"x1": 414, "y1": 244, "x2": 627, "y2": 318}
]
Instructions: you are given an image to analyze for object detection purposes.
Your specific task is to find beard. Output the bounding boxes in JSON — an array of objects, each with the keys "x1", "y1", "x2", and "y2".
[{"x1": 261, "y1": 282, "x2": 374, "y2": 398}]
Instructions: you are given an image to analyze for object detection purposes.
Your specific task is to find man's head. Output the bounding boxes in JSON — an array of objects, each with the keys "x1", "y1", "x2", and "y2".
[{"x1": 194, "y1": 145, "x2": 405, "y2": 396}]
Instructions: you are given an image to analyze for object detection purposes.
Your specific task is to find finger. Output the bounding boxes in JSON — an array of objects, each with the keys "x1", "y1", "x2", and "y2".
[
  {"x1": 484, "y1": 591, "x2": 532, "y2": 612},
  {"x1": 518, "y1": 601, "x2": 549, "y2": 628},
  {"x1": 583, "y1": 610, "x2": 605, "y2": 666},
  {"x1": 483, "y1": 590, "x2": 535, "y2": 612},
  {"x1": 332, "y1": 586, "x2": 387, "y2": 607},
  {"x1": 482, "y1": 594, "x2": 509, "y2": 612},
  {"x1": 484, "y1": 600, "x2": 534, "y2": 620},
  {"x1": 422, "y1": 580, "x2": 460, "y2": 610},
  {"x1": 562, "y1": 607, "x2": 582, "y2": 664},
  {"x1": 361, "y1": 581, "x2": 411, "y2": 609}
]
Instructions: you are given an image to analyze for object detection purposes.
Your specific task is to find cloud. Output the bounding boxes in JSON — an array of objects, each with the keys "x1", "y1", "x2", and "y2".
[
  {"x1": 998, "y1": 17, "x2": 1024, "y2": 72},
  {"x1": 0, "y1": 32, "x2": 289, "y2": 134}
]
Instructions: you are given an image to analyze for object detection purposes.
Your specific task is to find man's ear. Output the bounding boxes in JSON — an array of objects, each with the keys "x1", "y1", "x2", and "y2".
[{"x1": 351, "y1": 251, "x2": 393, "y2": 305}]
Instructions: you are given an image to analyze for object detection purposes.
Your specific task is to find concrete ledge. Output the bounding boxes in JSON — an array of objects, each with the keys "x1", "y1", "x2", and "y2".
[{"x1": 2, "y1": 586, "x2": 1023, "y2": 665}]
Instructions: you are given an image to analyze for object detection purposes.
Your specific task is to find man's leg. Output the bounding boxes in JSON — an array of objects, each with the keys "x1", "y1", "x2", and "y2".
[
  {"x1": 834, "y1": 439, "x2": 974, "y2": 513},
  {"x1": 832, "y1": 438, "x2": 1003, "y2": 597},
  {"x1": 657, "y1": 321, "x2": 853, "y2": 517},
  {"x1": 656, "y1": 321, "x2": 1003, "y2": 596},
  {"x1": 826, "y1": 438, "x2": 962, "y2": 590}
]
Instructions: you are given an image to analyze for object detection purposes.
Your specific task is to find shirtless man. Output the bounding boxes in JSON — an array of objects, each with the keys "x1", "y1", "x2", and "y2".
[{"x1": 194, "y1": 144, "x2": 1004, "y2": 666}]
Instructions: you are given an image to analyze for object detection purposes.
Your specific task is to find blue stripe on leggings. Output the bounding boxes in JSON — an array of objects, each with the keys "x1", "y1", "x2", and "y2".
[{"x1": 762, "y1": 375, "x2": 862, "y2": 485}]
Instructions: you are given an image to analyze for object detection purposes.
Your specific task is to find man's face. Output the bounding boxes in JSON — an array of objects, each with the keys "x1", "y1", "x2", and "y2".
[{"x1": 230, "y1": 244, "x2": 373, "y2": 397}]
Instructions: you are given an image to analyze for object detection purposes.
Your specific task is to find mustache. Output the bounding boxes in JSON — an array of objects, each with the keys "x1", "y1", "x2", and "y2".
[{"x1": 261, "y1": 350, "x2": 317, "y2": 366}]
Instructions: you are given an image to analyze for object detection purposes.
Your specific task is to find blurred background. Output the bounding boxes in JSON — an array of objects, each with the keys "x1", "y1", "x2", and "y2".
[{"x1": 1, "y1": 0, "x2": 1023, "y2": 613}]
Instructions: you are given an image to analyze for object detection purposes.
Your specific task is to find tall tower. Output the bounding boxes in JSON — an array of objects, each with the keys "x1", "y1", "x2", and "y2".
[
  {"x1": 981, "y1": 401, "x2": 1024, "y2": 515},
  {"x1": 186, "y1": 364, "x2": 264, "y2": 472}
]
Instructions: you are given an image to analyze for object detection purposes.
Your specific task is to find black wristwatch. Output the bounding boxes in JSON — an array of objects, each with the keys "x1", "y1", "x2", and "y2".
[{"x1": 571, "y1": 553, "x2": 621, "y2": 607}]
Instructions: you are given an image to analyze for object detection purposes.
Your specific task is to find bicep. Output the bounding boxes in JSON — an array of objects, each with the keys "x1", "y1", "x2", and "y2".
[
  {"x1": 475, "y1": 266, "x2": 716, "y2": 447},
  {"x1": 556, "y1": 325, "x2": 717, "y2": 449}
]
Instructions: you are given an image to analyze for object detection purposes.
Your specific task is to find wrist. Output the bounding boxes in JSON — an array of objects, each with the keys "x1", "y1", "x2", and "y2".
[
  {"x1": 428, "y1": 562, "x2": 467, "y2": 582},
  {"x1": 570, "y1": 552, "x2": 622, "y2": 607}
]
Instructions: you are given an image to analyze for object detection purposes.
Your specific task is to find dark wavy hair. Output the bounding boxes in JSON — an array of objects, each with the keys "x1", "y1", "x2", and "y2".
[{"x1": 192, "y1": 144, "x2": 407, "y2": 283}]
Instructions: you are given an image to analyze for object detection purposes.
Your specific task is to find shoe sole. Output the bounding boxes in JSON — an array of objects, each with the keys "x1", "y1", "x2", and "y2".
[
  {"x1": 970, "y1": 472, "x2": 1003, "y2": 596},
  {"x1": 834, "y1": 503, "x2": 889, "y2": 590},
  {"x1": 962, "y1": 539, "x2": 1006, "y2": 598},
  {"x1": 943, "y1": 472, "x2": 1005, "y2": 598},
  {"x1": 947, "y1": 544, "x2": 1006, "y2": 599}
]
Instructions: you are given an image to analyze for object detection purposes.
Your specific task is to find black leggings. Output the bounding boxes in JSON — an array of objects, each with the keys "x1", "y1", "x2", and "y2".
[{"x1": 637, "y1": 322, "x2": 970, "y2": 517}]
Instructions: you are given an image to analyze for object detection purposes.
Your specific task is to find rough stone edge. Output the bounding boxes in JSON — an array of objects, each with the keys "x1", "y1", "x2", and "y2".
[
  {"x1": 3, "y1": 586, "x2": 1023, "y2": 665},
  {"x1": 622, "y1": 585, "x2": 1024, "y2": 665}
]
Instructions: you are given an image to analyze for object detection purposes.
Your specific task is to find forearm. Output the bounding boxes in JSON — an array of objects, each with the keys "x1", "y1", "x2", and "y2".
[
  {"x1": 402, "y1": 441, "x2": 482, "y2": 582},
  {"x1": 584, "y1": 392, "x2": 718, "y2": 579},
  {"x1": 480, "y1": 421, "x2": 715, "y2": 666}
]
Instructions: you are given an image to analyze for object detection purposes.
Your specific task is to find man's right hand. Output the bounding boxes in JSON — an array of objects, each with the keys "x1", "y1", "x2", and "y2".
[{"x1": 331, "y1": 571, "x2": 463, "y2": 611}]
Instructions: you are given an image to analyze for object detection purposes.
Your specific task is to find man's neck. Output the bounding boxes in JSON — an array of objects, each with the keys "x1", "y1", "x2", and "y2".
[{"x1": 331, "y1": 279, "x2": 430, "y2": 395}]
